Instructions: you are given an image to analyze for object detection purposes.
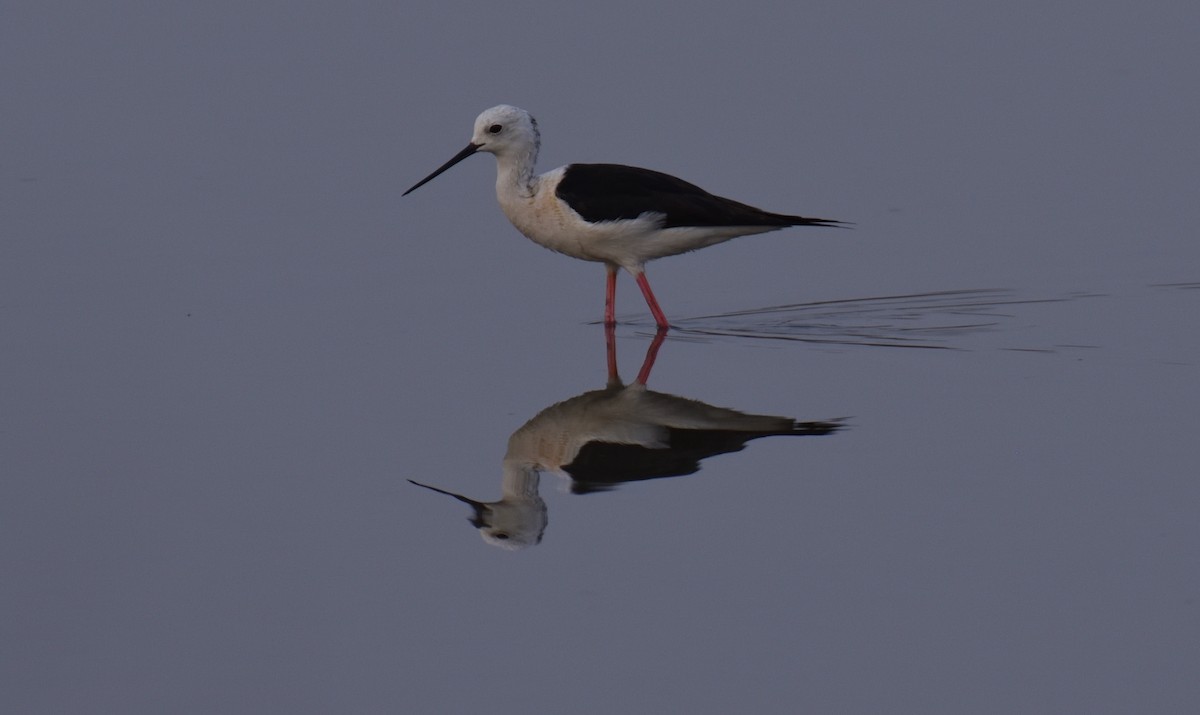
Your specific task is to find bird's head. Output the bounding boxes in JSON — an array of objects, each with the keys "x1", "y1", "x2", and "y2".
[
  {"x1": 408, "y1": 478, "x2": 547, "y2": 550},
  {"x1": 470, "y1": 104, "x2": 541, "y2": 158},
  {"x1": 402, "y1": 104, "x2": 541, "y2": 196}
]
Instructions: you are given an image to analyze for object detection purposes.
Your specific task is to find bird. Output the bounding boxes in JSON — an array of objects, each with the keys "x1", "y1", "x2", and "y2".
[
  {"x1": 403, "y1": 105, "x2": 846, "y2": 329},
  {"x1": 408, "y1": 325, "x2": 843, "y2": 549},
  {"x1": 408, "y1": 391, "x2": 838, "y2": 548}
]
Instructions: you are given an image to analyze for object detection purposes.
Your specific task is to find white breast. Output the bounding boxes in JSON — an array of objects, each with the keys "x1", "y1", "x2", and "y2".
[{"x1": 496, "y1": 169, "x2": 665, "y2": 268}]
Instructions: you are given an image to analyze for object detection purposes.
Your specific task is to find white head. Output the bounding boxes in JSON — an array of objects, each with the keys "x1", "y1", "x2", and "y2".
[
  {"x1": 469, "y1": 105, "x2": 540, "y2": 158},
  {"x1": 402, "y1": 104, "x2": 540, "y2": 196},
  {"x1": 408, "y1": 476, "x2": 548, "y2": 551}
]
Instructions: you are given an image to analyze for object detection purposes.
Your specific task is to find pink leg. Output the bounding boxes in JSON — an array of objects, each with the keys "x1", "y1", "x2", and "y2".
[
  {"x1": 604, "y1": 265, "x2": 618, "y2": 325},
  {"x1": 634, "y1": 271, "x2": 670, "y2": 329},
  {"x1": 634, "y1": 327, "x2": 668, "y2": 385},
  {"x1": 604, "y1": 321, "x2": 619, "y2": 386}
]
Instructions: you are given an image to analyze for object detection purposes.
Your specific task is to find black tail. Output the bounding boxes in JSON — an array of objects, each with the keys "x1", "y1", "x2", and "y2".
[{"x1": 779, "y1": 215, "x2": 852, "y2": 229}]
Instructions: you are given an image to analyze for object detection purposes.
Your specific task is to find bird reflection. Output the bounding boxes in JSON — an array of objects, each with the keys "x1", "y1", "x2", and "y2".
[{"x1": 410, "y1": 326, "x2": 843, "y2": 549}]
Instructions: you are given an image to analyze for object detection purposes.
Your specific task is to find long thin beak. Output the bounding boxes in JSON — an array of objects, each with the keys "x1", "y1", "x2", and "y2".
[
  {"x1": 407, "y1": 479, "x2": 484, "y2": 507},
  {"x1": 408, "y1": 479, "x2": 491, "y2": 529},
  {"x1": 402, "y1": 143, "x2": 480, "y2": 196}
]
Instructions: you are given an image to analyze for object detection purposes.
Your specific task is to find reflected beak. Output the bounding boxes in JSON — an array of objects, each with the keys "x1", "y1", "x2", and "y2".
[
  {"x1": 402, "y1": 143, "x2": 481, "y2": 196},
  {"x1": 408, "y1": 479, "x2": 490, "y2": 528}
]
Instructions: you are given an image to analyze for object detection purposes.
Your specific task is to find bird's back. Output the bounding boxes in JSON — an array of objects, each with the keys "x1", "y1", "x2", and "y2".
[{"x1": 556, "y1": 163, "x2": 844, "y2": 229}]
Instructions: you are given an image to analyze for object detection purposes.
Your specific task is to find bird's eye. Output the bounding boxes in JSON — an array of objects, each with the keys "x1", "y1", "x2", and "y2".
[
  {"x1": 488, "y1": 124, "x2": 503, "y2": 134},
  {"x1": 493, "y1": 532, "x2": 509, "y2": 540}
]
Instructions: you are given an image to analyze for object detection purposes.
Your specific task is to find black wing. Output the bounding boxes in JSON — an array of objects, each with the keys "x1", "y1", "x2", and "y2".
[
  {"x1": 562, "y1": 420, "x2": 841, "y2": 494},
  {"x1": 555, "y1": 163, "x2": 845, "y2": 229}
]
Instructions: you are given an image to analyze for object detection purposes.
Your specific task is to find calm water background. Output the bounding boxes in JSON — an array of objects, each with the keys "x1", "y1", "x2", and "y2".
[{"x1": 3, "y1": 2, "x2": 1198, "y2": 713}]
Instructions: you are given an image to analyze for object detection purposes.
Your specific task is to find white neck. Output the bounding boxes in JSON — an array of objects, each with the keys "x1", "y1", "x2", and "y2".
[{"x1": 494, "y1": 144, "x2": 539, "y2": 201}]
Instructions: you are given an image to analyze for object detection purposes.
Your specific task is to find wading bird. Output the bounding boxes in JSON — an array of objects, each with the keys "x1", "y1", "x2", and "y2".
[{"x1": 403, "y1": 105, "x2": 845, "y2": 328}]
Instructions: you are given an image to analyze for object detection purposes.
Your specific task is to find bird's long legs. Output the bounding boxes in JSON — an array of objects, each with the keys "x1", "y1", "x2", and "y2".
[
  {"x1": 605, "y1": 265, "x2": 671, "y2": 330},
  {"x1": 635, "y1": 272, "x2": 670, "y2": 330},
  {"x1": 604, "y1": 321, "x2": 620, "y2": 386},
  {"x1": 603, "y1": 321, "x2": 668, "y2": 387},
  {"x1": 634, "y1": 328, "x2": 667, "y2": 386},
  {"x1": 604, "y1": 265, "x2": 618, "y2": 326}
]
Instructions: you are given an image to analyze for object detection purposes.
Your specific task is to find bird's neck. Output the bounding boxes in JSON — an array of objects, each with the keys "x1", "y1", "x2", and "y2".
[
  {"x1": 500, "y1": 462, "x2": 542, "y2": 496},
  {"x1": 495, "y1": 148, "x2": 538, "y2": 201}
]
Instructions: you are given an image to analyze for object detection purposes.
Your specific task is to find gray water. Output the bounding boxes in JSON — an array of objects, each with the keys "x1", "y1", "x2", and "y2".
[{"x1": 4, "y1": 2, "x2": 1198, "y2": 713}]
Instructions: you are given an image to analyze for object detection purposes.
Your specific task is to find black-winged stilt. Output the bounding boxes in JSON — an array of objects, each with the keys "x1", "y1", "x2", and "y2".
[
  {"x1": 403, "y1": 105, "x2": 846, "y2": 329},
  {"x1": 408, "y1": 325, "x2": 843, "y2": 549}
]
